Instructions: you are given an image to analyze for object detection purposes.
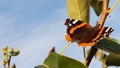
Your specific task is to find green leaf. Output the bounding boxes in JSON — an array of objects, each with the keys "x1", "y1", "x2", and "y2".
[
  {"x1": 34, "y1": 65, "x2": 46, "y2": 68},
  {"x1": 90, "y1": 0, "x2": 103, "y2": 16},
  {"x1": 95, "y1": 38, "x2": 120, "y2": 55},
  {"x1": 67, "y1": 0, "x2": 90, "y2": 23},
  {"x1": 42, "y1": 52, "x2": 86, "y2": 68},
  {"x1": 106, "y1": 53, "x2": 120, "y2": 66}
]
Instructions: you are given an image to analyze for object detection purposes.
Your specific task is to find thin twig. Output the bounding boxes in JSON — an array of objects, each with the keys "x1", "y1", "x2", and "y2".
[
  {"x1": 83, "y1": 47, "x2": 86, "y2": 59},
  {"x1": 8, "y1": 56, "x2": 11, "y2": 68},
  {"x1": 99, "y1": 0, "x2": 109, "y2": 29},
  {"x1": 59, "y1": 42, "x2": 71, "y2": 55},
  {"x1": 109, "y1": 0, "x2": 120, "y2": 13},
  {"x1": 83, "y1": 47, "x2": 87, "y2": 65}
]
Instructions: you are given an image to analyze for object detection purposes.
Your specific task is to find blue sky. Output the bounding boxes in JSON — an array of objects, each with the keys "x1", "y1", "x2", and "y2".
[{"x1": 0, "y1": 0, "x2": 120, "y2": 68}]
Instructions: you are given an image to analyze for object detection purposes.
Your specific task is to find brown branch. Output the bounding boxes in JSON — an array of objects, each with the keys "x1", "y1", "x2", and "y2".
[
  {"x1": 86, "y1": 46, "x2": 98, "y2": 66},
  {"x1": 99, "y1": 0, "x2": 110, "y2": 29}
]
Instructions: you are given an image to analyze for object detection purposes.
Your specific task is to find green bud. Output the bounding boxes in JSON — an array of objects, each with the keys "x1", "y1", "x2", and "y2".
[
  {"x1": 5, "y1": 59, "x2": 8, "y2": 64},
  {"x1": 13, "y1": 48, "x2": 20, "y2": 56},
  {"x1": 2, "y1": 59, "x2": 7, "y2": 66},
  {"x1": 2, "y1": 46, "x2": 8, "y2": 53},
  {"x1": 4, "y1": 53, "x2": 9, "y2": 59},
  {"x1": 9, "y1": 48, "x2": 14, "y2": 56},
  {"x1": 11, "y1": 64, "x2": 16, "y2": 68}
]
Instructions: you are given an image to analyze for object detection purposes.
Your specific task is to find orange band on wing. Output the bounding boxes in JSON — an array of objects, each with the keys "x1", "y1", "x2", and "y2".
[
  {"x1": 69, "y1": 23, "x2": 87, "y2": 34},
  {"x1": 92, "y1": 28, "x2": 104, "y2": 41},
  {"x1": 65, "y1": 33, "x2": 72, "y2": 42},
  {"x1": 77, "y1": 42, "x2": 95, "y2": 47}
]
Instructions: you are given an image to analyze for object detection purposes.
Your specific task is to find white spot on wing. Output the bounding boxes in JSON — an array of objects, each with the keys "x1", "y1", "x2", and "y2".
[
  {"x1": 69, "y1": 23, "x2": 72, "y2": 26},
  {"x1": 103, "y1": 33, "x2": 107, "y2": 36},
  {"x1": 72, "y1": 20, "x2": 78, "y2": 24},
  {"x1": 70, "y1": 18, "x2": 72, "y2": 21},
  {"x1": 105, "y1": 28, "x2": 110, "y2": 32}
]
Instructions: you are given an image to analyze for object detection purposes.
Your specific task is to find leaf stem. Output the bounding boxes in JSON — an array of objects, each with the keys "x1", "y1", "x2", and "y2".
[
  {"x1": 109, "y1": 0, "x2": 120, "y2": 13},
  {"x1": 83, "y1": 47, "x2": 87, "y2": 65},
  {"x1": 83, "y1": 47, "x2": 86, "y2": 59},
  {"x1": 59, "y1": 42, "x2": 71, "y2": 55}
]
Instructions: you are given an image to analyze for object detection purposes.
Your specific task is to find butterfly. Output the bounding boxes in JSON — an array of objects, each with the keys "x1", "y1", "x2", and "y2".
[{"x1": 65, "y1": 18, "x2": 114, "y2": 47}]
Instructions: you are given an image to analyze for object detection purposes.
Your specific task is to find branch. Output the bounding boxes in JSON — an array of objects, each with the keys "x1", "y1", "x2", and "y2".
[
  {"x1": 59, "y1": 42, "x2": 71, "y2": 55},
  {"x1": 99, "y1": 0, "x2": 109, "y2": 29},
  {"x1": 86, "y1": 46, "x2": 98, "y2": 66},
  {"x1": 109, "y1": 0, "x2": 120, "y2": 13},
  {"x1": 86, "y1": 0, "x2": 110, "y2": 67}
]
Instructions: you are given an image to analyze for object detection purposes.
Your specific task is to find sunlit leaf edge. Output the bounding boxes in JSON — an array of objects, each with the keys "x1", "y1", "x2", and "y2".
[{"x1": 43, "y1": 52, "x2": 87, "y2": 68}]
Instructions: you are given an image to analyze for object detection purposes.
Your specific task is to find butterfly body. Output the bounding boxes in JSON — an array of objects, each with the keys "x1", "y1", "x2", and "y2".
[{"x1": 65, "y1": 18, "x2": 113, "y2": 47}]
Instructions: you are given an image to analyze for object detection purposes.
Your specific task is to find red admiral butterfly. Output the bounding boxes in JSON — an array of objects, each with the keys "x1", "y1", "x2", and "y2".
[{"x1": 65, "y1": 18, "x2": 114, "y2": 47}]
